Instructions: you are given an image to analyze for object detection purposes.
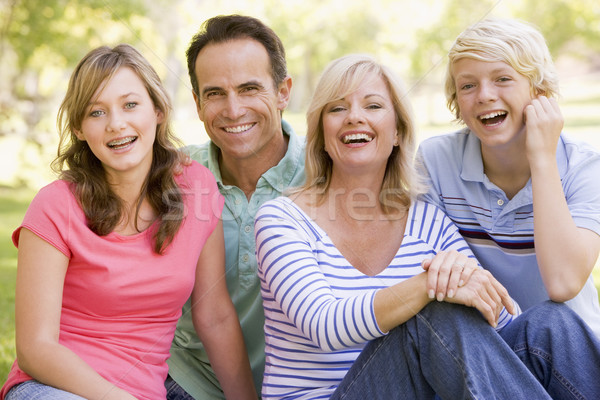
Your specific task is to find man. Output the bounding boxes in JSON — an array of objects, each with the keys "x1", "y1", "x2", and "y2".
[{"x1": 166, "y1": 15, "x2": 305, "y2": 399}]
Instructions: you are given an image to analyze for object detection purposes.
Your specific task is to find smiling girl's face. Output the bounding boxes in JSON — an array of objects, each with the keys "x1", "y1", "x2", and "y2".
[{"x1": 76, "y1": 67, "x2": 162, "y2": 183}]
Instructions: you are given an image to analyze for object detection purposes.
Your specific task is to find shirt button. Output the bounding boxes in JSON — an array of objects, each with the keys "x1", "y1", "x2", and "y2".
[
  {"x1": 497, "y1": 199, "x2": 504, "y2": 206},
  {"x1": 242, "y1": 254, "x2": 249, "y2": 262},
  {"x1": 244, "y1": 225, "x2": 252, "y2": 233},
  {"x1": 235, "y1": 198, "x2": 241, "y2": 205}
]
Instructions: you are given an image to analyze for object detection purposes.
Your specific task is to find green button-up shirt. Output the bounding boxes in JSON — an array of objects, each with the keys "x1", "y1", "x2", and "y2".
[{"x1": 168, "y1": 120, "x2": 305, "y2": 398}]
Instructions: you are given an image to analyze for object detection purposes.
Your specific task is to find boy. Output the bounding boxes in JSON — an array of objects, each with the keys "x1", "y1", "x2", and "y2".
[{"x1": 418, "y1": 18, "x2": 600, "y2": 336}]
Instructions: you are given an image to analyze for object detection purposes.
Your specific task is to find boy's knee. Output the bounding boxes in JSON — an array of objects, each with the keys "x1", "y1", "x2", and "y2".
[{"x1": 522, "y1": 301, "x2": 582, "y2": 328}]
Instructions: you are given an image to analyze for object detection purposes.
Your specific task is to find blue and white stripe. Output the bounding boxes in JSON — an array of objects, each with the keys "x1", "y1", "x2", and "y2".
[{"x1": 255, "y1": 197, "x2": 515, "y2": 399}]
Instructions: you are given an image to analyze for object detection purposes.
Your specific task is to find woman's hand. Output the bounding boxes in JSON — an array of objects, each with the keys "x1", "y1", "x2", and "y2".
[
  {"x1": 444, "y1": 269, "x2": 516, "y2": 327},
  {"x1": 421, "y1": 250, "x2": 478, "y2": 302}
]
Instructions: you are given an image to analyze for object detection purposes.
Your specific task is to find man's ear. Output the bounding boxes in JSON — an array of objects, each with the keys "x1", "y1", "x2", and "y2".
[
  {"x1": 277, "y1": 76, "x2": 292, "y2": 111},
  {"x1": 192, "y1": 90, "x2": 204, "y2": 122}
]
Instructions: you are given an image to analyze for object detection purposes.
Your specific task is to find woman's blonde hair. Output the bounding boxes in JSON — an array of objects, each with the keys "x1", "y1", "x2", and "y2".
[
  {"x1": 299, "y1": 54, "x2": 424, "y2": 213},
  {"x1": 54, "y1": 44, "x2": 184, "y2": 254},
  {"x1": 445, "y1": 18, "x2": 559, "y2": 121}
]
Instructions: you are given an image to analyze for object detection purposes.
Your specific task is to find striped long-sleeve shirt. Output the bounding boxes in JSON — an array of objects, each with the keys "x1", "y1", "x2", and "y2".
[{"x1": 254, "y1": 196, "x2": 517, "y2": 399}]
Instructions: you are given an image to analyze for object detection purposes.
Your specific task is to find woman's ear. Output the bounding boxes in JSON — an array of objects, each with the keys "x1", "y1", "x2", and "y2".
[
  {"x1": 156, "y1": 108, "x2": 165, "y2": 124},
  {"x1": 74, "y1": 129, "x2": 85, "y2": 141}
]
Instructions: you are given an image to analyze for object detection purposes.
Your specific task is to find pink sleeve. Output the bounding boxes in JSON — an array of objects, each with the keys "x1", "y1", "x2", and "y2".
[
  {"x1": 179, "y1": 161, "x2": 224, "y2": 233},
  {"x1": 12, "y1": 181, "x2": 73, "y2": 258}
]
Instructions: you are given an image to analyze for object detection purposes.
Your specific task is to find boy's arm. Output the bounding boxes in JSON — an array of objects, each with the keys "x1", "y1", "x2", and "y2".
[{"x1": 526, "y1": 96, "x2": 600, "y2": 301}]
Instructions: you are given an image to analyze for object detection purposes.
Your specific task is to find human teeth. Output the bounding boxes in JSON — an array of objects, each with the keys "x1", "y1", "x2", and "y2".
[
  {"x1": 342, "y1": 133, "x2": 373, "y2": 144},
  {"x1": 225, "y1": 124, "x2": 253, "y2": 133},
  {"x1": 108, "y1": 137, "x2": 136, "y2": 147},
  {"x1": 480, "y1": 111, "x2": 507, "y2": 120}
]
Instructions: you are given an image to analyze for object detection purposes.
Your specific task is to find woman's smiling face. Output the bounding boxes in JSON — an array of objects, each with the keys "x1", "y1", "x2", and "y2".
[{"x1": 321, "y1": 74, "x2": 398, "y2": 175}]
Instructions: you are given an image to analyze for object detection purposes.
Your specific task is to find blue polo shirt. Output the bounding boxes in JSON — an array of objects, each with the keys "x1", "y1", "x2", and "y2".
[
  {"x1": 417, "y1": 128, "x2": 600, "y2": 337},
  {"x1": 168, "y1": 120, "x2": 305, "y2": 398}
]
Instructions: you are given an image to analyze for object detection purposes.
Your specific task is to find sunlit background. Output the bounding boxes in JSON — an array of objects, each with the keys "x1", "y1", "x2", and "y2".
[
  {"x1": 3, "y1": 0, "x2": 600, "y2": 188},
  {"x1": 1, "y1": 0, "x2": 599, "y2": 380}
]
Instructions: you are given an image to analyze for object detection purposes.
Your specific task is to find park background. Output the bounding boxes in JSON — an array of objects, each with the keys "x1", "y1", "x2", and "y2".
[{"x1": 1, "y1": 0, "x2": 599, "y2": 381}]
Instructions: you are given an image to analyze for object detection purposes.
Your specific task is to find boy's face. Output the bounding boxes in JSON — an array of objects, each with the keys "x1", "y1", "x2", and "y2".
[{"x1": 453, "y1": 58, "x2": 533, "y2": 149}]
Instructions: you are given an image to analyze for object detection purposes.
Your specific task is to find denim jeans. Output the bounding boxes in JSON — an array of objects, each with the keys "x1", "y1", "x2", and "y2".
[
  {"x1": 5, "y1": 380, "x2": 86, "y2": 400},
  {"x1": 165, "y1": 375, "x2": 197, "y2": 400},
  {"x1": 332, "y1": 301, "x2": 600, "y2": 399},
  {"x1": 499, "y1": 301, "x2": 600, "y2": 398}
]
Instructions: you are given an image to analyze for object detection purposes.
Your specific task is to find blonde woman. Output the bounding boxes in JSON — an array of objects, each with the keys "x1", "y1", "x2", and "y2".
[{"x1": 255, "y1": 54, "x2": 600, "y2": 399}]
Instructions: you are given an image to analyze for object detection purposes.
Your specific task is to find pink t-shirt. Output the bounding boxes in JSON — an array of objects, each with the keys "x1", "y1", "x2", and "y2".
[{"x1": 1, "y1": 161, "x2": 224, "y2": 400}]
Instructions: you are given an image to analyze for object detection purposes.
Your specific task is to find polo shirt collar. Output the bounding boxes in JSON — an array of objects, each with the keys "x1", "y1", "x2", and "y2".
[
  {"x1": 261, "y1": 119, "x2": 304, "y2": 191},
  {"x1": 206, "y1": 141, "x2": 224, "y2": 185},
  {"x1": 460, "y1": 129, "x2": 486, "y2": 183},
  {"x1": 460, "y1": 128, "x2": 569, "y2": 183}
]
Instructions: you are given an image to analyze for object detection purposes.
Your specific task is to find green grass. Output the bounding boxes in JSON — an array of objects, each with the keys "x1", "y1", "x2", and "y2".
[{"x1": 0, "y1": 186, "x2": 33, "y2": 381}]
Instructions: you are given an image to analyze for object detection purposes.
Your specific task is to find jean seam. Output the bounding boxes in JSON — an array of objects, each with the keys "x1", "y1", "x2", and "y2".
[
  {"x1": 513, "y1": 343, "x2": 585, "y2": 400},
  {"x1": 336, "y1": 333, "x2": 389, "y2": 398},
  {"x1": 415, "y1": 312, "x2": 479, "y2": 400}
]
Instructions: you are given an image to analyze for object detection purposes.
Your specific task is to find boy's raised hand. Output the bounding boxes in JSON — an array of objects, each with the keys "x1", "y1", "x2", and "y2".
[{"x1": 524, "y1": 95, "x2": 564, "y2": 165}]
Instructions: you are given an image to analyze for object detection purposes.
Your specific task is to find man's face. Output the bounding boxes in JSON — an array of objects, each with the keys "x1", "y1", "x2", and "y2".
[{"x1": 193, "y1": 38, "x2": 291, "y2": 163}]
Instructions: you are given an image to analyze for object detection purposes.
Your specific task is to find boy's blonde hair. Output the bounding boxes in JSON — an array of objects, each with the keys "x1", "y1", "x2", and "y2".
[{"x1": 445, "y1": 18, "x2": 559, "y2": 121}]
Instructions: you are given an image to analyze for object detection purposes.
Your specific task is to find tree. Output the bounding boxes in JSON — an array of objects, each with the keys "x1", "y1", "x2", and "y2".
[
  {"x1": 1, "y1": 0, "x2": 151, "y2": 138},
  {"x1": 0, "y1": 0, "x2": 160, "y2": 185},
  {"x1": 515, "y1": 0, "x2": 600, "y2": 56}
]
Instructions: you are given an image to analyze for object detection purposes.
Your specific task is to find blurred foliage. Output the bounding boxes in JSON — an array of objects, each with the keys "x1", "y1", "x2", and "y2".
[
  {"x1": 1, "y1": 0, "x2": 600, "y2": 380},
  {"x1": 3, "y1": 0, "x2": 147, "y2": 69},
  {"x1": 1, "y1": 0, "x2": 600, "y2": 187},
  {"x1": 410, "y1": 0, "x2": 501, "y2": 81},
  {"x1": 267, "y1": 0, "x2": 385, "y2": 109},
  {"x1": 0, "y1": 0, "x2": 151, "y2": 187},
  {"x1": 515, "y1": 0, "x2": 600, "y2": 55},
  {"x1": 410, "y1": 0, "x2": 600, "y2": 80}
]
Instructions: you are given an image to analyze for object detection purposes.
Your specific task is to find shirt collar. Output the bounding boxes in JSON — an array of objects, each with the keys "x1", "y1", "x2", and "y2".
[
  {"x1": 261, "y1": 119, "x2": 304, "y2": 191},
  {"x1": 206, "y1": 141, "x2": 224, "y2": 185},
  {"x1": 460, "y1": 128, "x2": 569, "y2": 183},
  {"x1": 460, "y1": 129, "x2": 486, "y2": 183}
]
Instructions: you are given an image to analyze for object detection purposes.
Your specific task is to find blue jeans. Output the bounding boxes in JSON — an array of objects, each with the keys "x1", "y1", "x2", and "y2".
[
  {"x1": 5, "y1": 380, "x2": 86, "y2": 400},
  {"x1": 165, "y1": 375, "x2": 196, "y2": 400},
  {"x1": 332, "y1": 301, "x2": 600, "y2": 399}
]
